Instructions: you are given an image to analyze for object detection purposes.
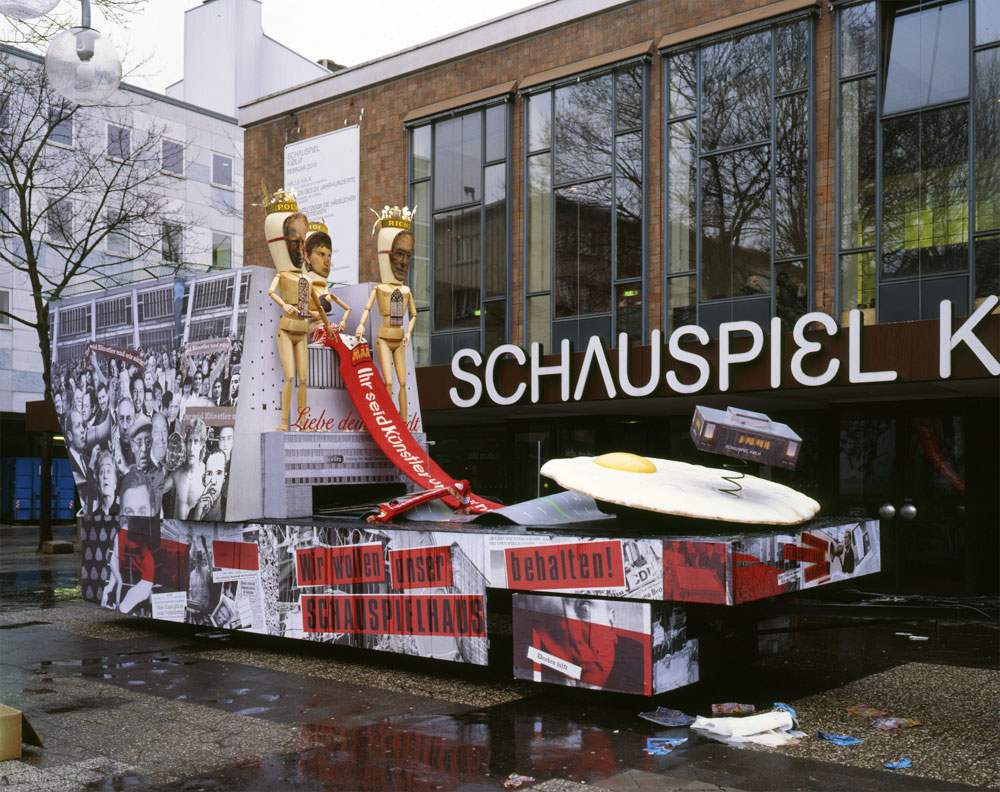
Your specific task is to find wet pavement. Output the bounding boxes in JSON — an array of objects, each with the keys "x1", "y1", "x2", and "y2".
[{"x1": 1, "y1": 523, "x2": 997, "y2": 791}]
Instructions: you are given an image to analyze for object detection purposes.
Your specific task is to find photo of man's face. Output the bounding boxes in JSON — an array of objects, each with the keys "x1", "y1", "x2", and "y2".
[
  {"x1": 284, "y1": 215, "x2": 307, "y2": 269},
  {"x1": 97, "y1": 386, "x2": 108, "y2": 415},
  {"x1": 131, "y1": 430, "x2": 153, "y2": 472},
  {"x1": 203, "y1": 451, "x2": 226, "y2": 501},
  {"x1": 389, "y1": 232, "x2": 414, "y2": 283},
  {"x1": 117, "y1": 400, "x2": 134, "y2": 437},
  {"x1": 218, "y1": 427, "x2": 234, "y2": 458},
  {"x1": 121, "y1": 484, "x2": 151, "y2": 516},
  {"x1": 308, "y1": 244, "x2": 332, "y2": 279},
  {"x1": 98, "y1": 455, "x2": 116, "y2": 499},
  {"x1": 70, "y1": 410, "x2": 86, "y2": 451},
  {"x1": 151, "y1": 414, "x2": 168, "y2": 464}
]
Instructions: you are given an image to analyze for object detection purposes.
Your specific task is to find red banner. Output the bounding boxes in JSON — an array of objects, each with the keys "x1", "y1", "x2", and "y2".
[
  {"x1": 389, "y1": 545, "x2": 454, "y2": 589},
  {"x1": 295, "y1": 543, "x2": 385, "y2": 587},
  {"x1": 301, "y1": 594, "x2": 485, "y2": 636},
  {"x1": 916, "y1": 419, "x2": 966, "y2": 492},
  {"x1": 322, "y1": 332, "x2": 501, "y2": 514},
  {"x1": 505, "y1": 540, "x2": 625, "y2": 591}
]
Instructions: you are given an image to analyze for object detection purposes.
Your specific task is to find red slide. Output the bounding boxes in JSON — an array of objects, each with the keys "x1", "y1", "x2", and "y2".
[{"x1": 316, "y1": 328, "x2": 502, "y2": 514}]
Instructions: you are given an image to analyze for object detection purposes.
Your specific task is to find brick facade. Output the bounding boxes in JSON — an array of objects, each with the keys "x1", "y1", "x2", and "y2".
[{"x1": 243, "y1": 0, "x2": 836, "y2": 343}]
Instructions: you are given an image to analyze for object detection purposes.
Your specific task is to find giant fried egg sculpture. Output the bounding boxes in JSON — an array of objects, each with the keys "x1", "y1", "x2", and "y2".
[{"x1": 540, "y1": 452, "x2": 820, "y2": 526}]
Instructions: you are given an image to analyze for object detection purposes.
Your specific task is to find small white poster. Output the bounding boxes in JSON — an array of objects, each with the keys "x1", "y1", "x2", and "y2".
[{"x1": 284, "y1": 126, "x2": 360, "y2": 286}]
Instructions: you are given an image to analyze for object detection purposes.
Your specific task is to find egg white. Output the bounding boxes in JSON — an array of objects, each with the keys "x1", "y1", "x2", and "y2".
[{"x1": 540, "y1": 456, "x2": 820, "y2": 525}]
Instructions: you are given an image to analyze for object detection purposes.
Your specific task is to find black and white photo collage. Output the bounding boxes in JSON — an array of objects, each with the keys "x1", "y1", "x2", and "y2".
[{"x1": 53, "y1": 337, "x2": 242, "y2": 521}]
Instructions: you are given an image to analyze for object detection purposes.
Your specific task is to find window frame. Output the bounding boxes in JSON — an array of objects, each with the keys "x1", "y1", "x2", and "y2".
[
  {"x1": 104, "y1": 213, "x2": 130, "y2": 257},
  {"x1": 211, "y1": 152, "x2": 234, "y2": 190},
  {"x1": 45, "y1": 199, "x2": 74, "y2": 247},
  {"x1": 211, "y1": 231, "x2": 233, "y2": 270},
  {"x1": 661, "y1": 13, "x2": 815, "y2": 336},
  {"x1": 0, "y1": 288, "x2": 11, "y2": 328},
  {"x1": 161, "y1": 222, "x2": 183, "y2": 264},
  {"x1": 47, "y1": 112, "x2": 74, "y2": 148},
  {"x1": 161, "y1": 138, "x2": 185, "y2": 177},
  {"x1": 522, "y1": 57, "x2": 650, "y2": 353},
  {"x1": 834, "y1": 0, "x2": 989, "y2": 323},
  {"x1": 406, "y1": 99, "x2": 513, "y2": 366},
  {"x1": 106, "y1": 123, "x2": 131, "y2": 161}
]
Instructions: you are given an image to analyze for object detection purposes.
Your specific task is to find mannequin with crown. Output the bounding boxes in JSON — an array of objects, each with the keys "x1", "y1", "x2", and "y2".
[
  {"x1": 355, "y1": 206, "x2": 418, "y2": 422},
  {"x1": 264, "y1": 189, "x2": 329, "y2": 431},
  {"x1": 304, "y1": 219, "x2": 351, "y2": 340}
]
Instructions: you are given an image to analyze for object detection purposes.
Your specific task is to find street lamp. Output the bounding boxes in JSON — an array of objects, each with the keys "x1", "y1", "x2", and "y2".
[{"x1": 0, "y1": 0, "x2": 122, "y2": 105}]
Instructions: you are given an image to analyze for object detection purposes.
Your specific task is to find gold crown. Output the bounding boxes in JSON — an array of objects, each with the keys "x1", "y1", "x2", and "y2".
[
  {"x1": 263, "y1": 186, "x2": 299, "y2": 216},
  {"x1": 308, "y1": 220, "x2": 328, "y2": 234},
  {"x1": 370, "y1": 204, "x2": 416, "y2": 234}
]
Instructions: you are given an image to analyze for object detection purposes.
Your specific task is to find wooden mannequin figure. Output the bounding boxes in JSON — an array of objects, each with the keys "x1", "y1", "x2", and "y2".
[
  {"x1": 263, "y1": 189, "x2": 321, "y2": 431},
  {"x1": 303, "y1": 220, "x2": 351, "y2": 343},
  {"x1": 354, "y1": 206, "x2": 418, "y2": 422}
]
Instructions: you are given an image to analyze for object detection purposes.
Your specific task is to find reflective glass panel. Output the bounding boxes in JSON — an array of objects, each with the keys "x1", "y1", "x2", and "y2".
[
  {"x1": 411, "y1": 181, "x2": 431, "y2": 310},
  {"x1": 615, "y1": 282, "x2": 642, "y2": 344},
  {"x1": 483, "y1": 299, "x2": 506, "y2": 355},
  {"x1": 616, "y1": 132, "x2": 643, "y2": 280},
  {"x1": 484, "y1": 164, "x2": 506, "y2": 299},
  {"x1": 527, "y1": 153, "x2": 551, "y2": 293},
  {"x1": 668, "y1": 51, "x2": 696, "y2": 118},
  {"x1": 668, "y1": 119, "x2": 697, "y2": 273},
  {"x1": 485, "y1": 104, "x2": 506, "y2": 162},
  {"x1": 667, "y1": 274, "x2": 697, "y2": 331},
  {"x1": 616, "y1": 66, "x2": 643, "y2": 130},
  {"x1": 700, "y1": 146, "x2": 772, "y2": 300},
  {"x1": 528, "y1": 91, "x2": 551, "y2": 152},
  {"x1": 775, "y1": 259, "x2": 807, "y2": 327},
  {"x1": 434, "y1": 113, "x2": 482, "y2": 208},
  {"x1": 412, "y1": 311, "x2": 430, "y2": 367},
  {"x1": 881, "y1": 105, "x2": 969, "y2": 279},
  {"x1": 840, "y1": 250, "x2": 877, "y2": 313},
  {"x1": 840, "y1": 2, "x2": 876, "y2": 77},
  {"x1": 883, "y1": 1, "x2": 969, "y2": 114},
  {"x1": 974, "y1": 46, "x2": 1000, "y2": 232},
  {"x1": 433, "y1": 206, "x2": 482, "y2": 331},
  {"x1": 554, "y1": 181, "x2": 612, "y2": 317},
  {"x1": 977, "y1": 0, "x2": 1000, "y2": 44},
  {"x1": 775, "y1": 92, "x2": 809, "y2": 258},
  {"x1": 555, "y1": 76, "x2": 613, "y2": 183},
  {"x1": 776, "y1": 21, "x2": 809, "y2": 92},
  {"x1": 701, "y1": 30, "x2": 770, "y2": 150},
  {"x1": 840, "y1": 77, "x2": 877, "y2": 249},
  {"x1": 974, "y1": 234, "x2": 999, "y2": 297},
  {"x1": 411, "y1": 124, "x2": 430, "y2": 179},
  {"x1": 526, "y1": 293, "x2": 551, "y2": 350}
]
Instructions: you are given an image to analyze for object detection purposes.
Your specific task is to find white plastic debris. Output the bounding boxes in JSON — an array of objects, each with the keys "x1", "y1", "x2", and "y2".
[{"x1": 691, "y1": 709, "x2": 804, "y2": 748}]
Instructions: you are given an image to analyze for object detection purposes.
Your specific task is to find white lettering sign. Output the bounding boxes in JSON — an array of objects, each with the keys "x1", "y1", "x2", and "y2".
[{"x1": 448, "y1": 302, "x2": 999, "y2": 408}]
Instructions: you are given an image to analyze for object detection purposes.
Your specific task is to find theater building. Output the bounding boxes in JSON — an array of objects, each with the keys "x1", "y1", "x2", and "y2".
[{"x1": 240, "y1": 0, "x2": 999, "y2": 595}]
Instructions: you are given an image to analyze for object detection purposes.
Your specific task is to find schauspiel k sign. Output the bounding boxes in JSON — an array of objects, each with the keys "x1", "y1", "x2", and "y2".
[{"x1": 448, "y1": 298, "x2": 1000, "y2": 408}]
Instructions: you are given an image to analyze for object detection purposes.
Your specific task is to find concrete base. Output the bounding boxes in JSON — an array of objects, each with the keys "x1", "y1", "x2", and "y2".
[{"x1": 41, "y1": 540, "x2": 73, "y2": 554}]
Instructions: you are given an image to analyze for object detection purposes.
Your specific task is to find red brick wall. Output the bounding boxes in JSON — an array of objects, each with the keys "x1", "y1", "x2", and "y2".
[{"x1": 243, "y1": 1, "x2": 837, "y2": 342}]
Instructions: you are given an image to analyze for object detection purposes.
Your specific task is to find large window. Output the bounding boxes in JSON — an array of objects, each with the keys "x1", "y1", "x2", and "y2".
[
  {"x1": 408, "y1": 102, "x2": 509, "y2": 365},
  {"x1": 664, "y1": 18, "x2": 812, "y2": 335},
  {"x1": 525, "y1": 63, "x2": 646, "y2": 350},
  {"x1": 838, "y1": 0, "x2": 997, "y2": 322}
]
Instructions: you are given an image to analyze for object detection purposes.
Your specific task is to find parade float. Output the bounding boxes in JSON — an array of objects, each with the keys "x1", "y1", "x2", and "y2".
[{"x1": 49, "y1": 191, "x2": 880, "y2": 696}]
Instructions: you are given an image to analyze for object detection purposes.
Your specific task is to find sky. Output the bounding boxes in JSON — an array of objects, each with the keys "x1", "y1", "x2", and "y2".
[{"x1": 55, "y1": 0, "x2": 541, "y2": 94}]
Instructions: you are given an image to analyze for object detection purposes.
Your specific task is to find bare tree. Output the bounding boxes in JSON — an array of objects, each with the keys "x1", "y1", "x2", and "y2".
[
  {"x1": 0, "y1": 1, "x2": 145, "y2": 48},
  {"x1": 0, "y1": 49, "x2": 193, "y2": 547}
]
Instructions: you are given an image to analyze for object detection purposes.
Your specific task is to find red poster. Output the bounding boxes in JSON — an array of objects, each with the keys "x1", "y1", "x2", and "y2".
[
  {"x1": 662, "y1": 540, "x2": 728, "y2": 604},
  {"x1": 388, "y1": 545, "x2": 454, "y2": 589},
  {"x1": 505, "y1": 541, "x2": 625, "y2": 591},
  {"x1": 295, "y1": 543, "x2": 386, "y2": 587},
  {"x1": 212, "y1": 540, "x2": 259, "y2": 571},
  {"x1": 301, "y1": 594, "x2": 485, "y2": 637}
]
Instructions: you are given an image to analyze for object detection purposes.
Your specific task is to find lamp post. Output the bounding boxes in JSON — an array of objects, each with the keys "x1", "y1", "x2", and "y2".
[{"x1": 0, "y1": 0, "x2": 122, "y2": 104}]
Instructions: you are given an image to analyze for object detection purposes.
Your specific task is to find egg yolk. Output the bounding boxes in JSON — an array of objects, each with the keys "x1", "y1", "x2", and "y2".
[{"x1": 593, "y1": 452, "x2": 656, "y2": 473}]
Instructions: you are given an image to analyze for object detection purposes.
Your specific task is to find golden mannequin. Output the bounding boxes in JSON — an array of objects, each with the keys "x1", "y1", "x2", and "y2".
[
  {"x1": 304, "y1": 221, "x2": 351, "y2": 340},
  {"x1": 264, "y1": 191, "x2": 320, "y2": 431},
  {"x1": 355, "y1": 206, "x2": 418, "y2": 422}
]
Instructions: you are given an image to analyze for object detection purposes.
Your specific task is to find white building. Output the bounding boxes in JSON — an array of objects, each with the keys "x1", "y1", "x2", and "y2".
[
  {"x1": 0, "y1": 0, "x2": 331, "y2": 516},
  {"x1": 167, "y1": 0, "x2": 332, "y2": 118}
]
